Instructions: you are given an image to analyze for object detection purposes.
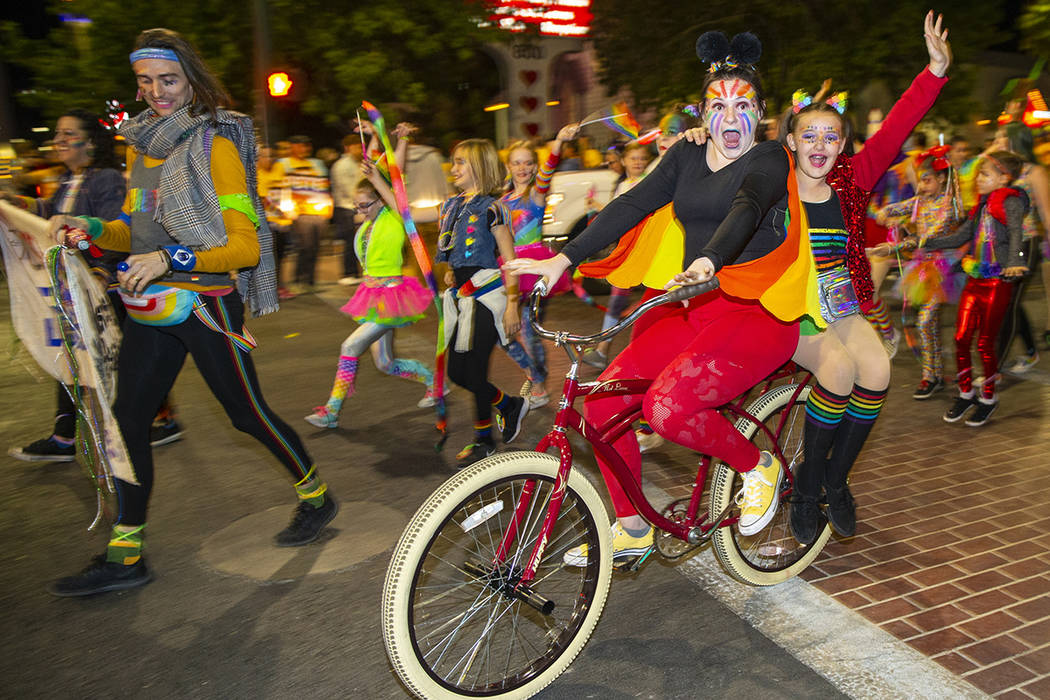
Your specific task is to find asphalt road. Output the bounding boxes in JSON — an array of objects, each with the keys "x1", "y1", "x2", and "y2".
[{"x1": 0, "y1": 282, "x2": 844, "y2": 699}]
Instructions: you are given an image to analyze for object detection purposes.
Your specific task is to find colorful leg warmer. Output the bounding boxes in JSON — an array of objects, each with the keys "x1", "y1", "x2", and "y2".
[
  {"x1": 825, "y1": 384, "x2": 887, "y2": 490},
  {"x1": 107, "y1": 524, "x2": 145, "y2": 565},
  {"x1": 387, "y1": 358, "x2": 433, "y2": 386},
  {"x1": 324, "y1": 355, "x2": 359, "y2": 416},
  {"x1": 917, "y1": 301, "x2": 942, "y2": 381},
  {"x1": 799, "y1": 383, "x2": 851, "y2": 499},
  {"x1": 864, "y1": 297, "x2": 894, "y2": 340}
]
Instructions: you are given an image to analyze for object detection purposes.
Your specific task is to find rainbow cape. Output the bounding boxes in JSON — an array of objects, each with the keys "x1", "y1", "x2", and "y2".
[
  {"x1": 579, "y1": 148, "x2": 822, "y2": 328},
  {"x1": 361, "y1": 101, "x2": 447, "y2": 444}
]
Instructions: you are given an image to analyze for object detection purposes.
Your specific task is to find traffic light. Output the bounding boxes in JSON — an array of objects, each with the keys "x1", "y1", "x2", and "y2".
[{"x1": 268, "y1": 71, "x2": 293, "y2": 98}]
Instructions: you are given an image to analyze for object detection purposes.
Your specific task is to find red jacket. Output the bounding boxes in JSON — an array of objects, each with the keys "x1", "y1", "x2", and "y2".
[{"x1": 823, "y1": 68, "x2": 948, "y2": 309}]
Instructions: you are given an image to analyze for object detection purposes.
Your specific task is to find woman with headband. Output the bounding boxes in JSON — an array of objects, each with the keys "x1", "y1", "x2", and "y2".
[{"x1": 45, "y1": 28, "x2": 337, "y2": 597}]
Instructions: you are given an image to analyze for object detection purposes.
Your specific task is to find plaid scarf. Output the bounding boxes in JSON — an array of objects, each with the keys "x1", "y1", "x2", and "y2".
[{"x1": 120, "y1": 106, "x2": 278, "y2": 317}]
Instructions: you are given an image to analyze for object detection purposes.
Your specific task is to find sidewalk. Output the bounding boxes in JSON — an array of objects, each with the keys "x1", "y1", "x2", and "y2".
[{"x1": 643, "y1": 285, "x2": 1050, "y2": 699}]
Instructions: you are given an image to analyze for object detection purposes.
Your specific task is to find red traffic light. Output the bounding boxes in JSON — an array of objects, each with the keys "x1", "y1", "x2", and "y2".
[{"x1": 268, "y1": 72, "x2": 293, "y2": 98}]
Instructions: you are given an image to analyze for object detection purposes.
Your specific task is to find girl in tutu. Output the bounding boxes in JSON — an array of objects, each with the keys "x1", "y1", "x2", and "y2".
[
  {"x1": 305, "y1": 162, "x2": 436, "y2": 428},
  {"x1": 872, "y1": 145, "x2": 963, "y2": 399}
]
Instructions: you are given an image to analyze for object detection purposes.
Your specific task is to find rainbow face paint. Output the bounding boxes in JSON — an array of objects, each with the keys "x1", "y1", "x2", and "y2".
[
  {"x1": 703, "y1": 79, "x2": 760, "y2": 162},
  {"x1": 790, "y1": 112, "x2": 845, "y2": 181}
]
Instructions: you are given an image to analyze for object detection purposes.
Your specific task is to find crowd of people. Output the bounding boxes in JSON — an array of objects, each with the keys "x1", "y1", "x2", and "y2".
[{"x1": 3, "y1": 11, "x2": 1050, "y2": 594}]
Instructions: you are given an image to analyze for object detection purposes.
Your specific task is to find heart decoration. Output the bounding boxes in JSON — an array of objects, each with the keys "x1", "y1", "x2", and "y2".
[
  {"x1": 521, "y1": 123, "x2": 539, "y2": 137},
  {"x1": 520, "y1": 96, "x2": 538, "y2": 112},
  {"x1": 519, "y1": 70, "x2": 538, "y2": 86}
]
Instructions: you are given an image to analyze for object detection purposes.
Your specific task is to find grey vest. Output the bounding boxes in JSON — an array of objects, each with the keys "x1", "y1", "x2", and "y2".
[{"x1": 130, "y1": 155, "x2": 233, "y2": 288}]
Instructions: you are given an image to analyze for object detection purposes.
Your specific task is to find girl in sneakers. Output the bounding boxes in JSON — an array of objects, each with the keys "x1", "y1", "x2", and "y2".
[
  {"x1": 499, "y1": 124, "x2": 581, "y2": 409},
  {"x1": 783, "y1": 12, "x2": 952, "y2": 544},
  {"x1": 438, "y1": 139, "x2": 529, "y2": 465},
  {"x1": 304, "y1": 162, "x2": 438, "y2": 429},
  {"x1": 872, "y1": 146, "x2": 964, "y2": 400},
  {"x1": 922, "y1": 151, "x2": 1029, "y2": 426}
]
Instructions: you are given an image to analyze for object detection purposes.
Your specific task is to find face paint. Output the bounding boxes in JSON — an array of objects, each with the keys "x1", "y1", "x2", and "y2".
[
  {"x1": 789, "y1": 112, "x2": 846, "y2": 182},
  {"x1": 703, "y1": 79, "x2": 760, "y2": 162}
]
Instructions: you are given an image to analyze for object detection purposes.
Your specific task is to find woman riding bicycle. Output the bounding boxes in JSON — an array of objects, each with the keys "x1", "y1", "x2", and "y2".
[{"x1": 505, "y1": 31, "x2": 817, "y2": 564}]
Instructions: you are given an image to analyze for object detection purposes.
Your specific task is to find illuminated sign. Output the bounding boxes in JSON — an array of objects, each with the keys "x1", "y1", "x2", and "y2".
[{"x1": 484, "y1": 1, "x2": 593, "y2": 37}]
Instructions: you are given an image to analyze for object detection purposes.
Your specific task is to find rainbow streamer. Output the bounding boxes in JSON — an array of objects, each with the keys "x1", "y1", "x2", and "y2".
[
  {"x1": 581, "y1": 102, "x2": 641, "y2": 139},
  {"x1": 361, "y1": 101, "x2": 447, "y2": 445}
]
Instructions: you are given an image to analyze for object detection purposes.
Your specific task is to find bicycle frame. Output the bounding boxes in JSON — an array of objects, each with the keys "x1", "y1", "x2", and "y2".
[{"x1": 494, "y1": 282, "x2": 811, "y2": 585}]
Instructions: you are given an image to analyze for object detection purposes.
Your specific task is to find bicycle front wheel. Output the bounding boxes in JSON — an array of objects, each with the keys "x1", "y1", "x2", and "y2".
[
  {"x1": 382, "y1": 451, "x2": 613, "y2": 699},
  {"x1": 710, "y1": 383, "x2": 832, "y2": 586}
]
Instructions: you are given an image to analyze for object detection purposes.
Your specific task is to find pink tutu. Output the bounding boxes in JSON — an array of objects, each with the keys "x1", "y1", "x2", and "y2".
[
  {"x1": 899, "y1": 251, "x2": 963, "y2": 306},
  {"x1": 340, "y1": 276, "x2": 433, "y2": 327},
  {"x1": 509, "y1": 242, "x2": 572, "y2": 297}
]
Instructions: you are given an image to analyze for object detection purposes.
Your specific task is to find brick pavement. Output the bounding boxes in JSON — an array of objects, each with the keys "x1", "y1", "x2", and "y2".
[{"x1": 633, "y1": 290, "x2": 1050, "y2": 699}]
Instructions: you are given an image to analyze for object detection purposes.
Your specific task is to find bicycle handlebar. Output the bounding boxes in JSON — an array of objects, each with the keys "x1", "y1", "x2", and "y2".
[{"x1": 528, "y1": 276, "x2": 721, "y2": 346}]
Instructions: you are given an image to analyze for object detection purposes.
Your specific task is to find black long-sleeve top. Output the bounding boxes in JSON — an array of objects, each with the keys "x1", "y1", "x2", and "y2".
[{"x1": 560, "y1": 139, "x2": 790, "y2": 271}]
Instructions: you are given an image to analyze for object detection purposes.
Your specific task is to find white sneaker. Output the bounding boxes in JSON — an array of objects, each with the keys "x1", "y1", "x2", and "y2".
[
  {"x1": 338, "y1": 276, "x2": 362, "y2": 286},
  {"x1": 883, "y1": 327, "x2": 900, "y2": 359},
  {"x1": 736, "y1": 452, "x2": 783, "y2": 536},
  {"x1": 1008, "y1": 352, "x2": 1039, "y2": 374},
  {"x1": 417, "y1": 385, "x2": 451, "y2": 408},
  {"x1": 563, "y1": 521, "x2": 652, "y2": 567},
  {"x1": 304, "y1": 407, "x2": 338, "y2": 429},
  {"x1": 636, "y1": 430, "x2": 664, "y2": 453}
]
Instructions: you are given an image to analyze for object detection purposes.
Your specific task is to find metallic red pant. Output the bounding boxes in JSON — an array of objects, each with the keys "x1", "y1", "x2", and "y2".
[{"x1": 954, "y1": 277, "x2": 1013, "y2": 398}]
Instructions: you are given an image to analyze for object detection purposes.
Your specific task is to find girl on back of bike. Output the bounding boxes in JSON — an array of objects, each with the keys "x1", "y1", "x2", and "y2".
[
  {"x1": 782, "y1": 12, "x2": 952, "y2": 544},
  {"x1": 506, "y1": 31, "x2": 815, "y2": 565}
]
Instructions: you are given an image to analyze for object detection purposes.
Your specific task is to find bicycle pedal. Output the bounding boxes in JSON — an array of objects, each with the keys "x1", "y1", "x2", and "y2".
[{"x1": 613, "y1": 545, "x2": 655, "y2": 573}]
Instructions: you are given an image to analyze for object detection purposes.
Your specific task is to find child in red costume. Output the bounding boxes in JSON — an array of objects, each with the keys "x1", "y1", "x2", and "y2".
[{"x1": 921, "y1": 151, "x2": 1029, "y2": 426}]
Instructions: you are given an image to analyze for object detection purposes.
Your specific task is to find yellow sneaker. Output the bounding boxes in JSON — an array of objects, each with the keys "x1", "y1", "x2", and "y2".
[
  {"x1": 563, "y1": 521, "x2": 652, "y2": 567},
  {"x1": 736, "y1": 451, "x2": 783, "y2": 536}
]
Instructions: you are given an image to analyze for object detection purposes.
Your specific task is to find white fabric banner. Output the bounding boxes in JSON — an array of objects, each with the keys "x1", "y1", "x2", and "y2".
[{"x1": 0, "y1": 202, "x2": 135, "y2": 484}]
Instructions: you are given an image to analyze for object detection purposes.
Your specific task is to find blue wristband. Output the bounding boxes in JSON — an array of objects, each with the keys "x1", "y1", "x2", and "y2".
[{"x1": 163, "y1": 245, "x2": 196, "y2": 272}]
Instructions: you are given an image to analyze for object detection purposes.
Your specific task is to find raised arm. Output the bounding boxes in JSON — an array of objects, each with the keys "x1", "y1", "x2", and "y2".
[{"x1": 853, "y1": 12, "x2": 951, "y2": 190}]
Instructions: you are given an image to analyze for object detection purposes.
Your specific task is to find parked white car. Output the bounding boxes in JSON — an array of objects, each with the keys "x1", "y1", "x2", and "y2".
[{"x1": 541, "y1": 168, "x2": 620, "y2": 247}]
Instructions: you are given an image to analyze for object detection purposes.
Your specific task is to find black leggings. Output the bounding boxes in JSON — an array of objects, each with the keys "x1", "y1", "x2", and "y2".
[
  {"x1": 293, "y1": 214, "x2": 324, "y2": 285},
  {"x1": 446, "y1": 303, "x2": 501, "y2": 425},
  {"x1": 112, "y1": 292, "x2": 313, "y2": 525}
]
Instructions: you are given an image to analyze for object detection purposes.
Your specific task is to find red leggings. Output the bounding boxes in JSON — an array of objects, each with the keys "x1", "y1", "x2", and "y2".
[
  {"x1": 954, "y1": 277, "x2": 1014, "y2": 398},
  {"x1": 584, "y1": 290, "x2": 799, "y2": 518}
]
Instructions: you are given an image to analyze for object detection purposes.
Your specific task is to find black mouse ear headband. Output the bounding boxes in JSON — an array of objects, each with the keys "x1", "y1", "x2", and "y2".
[{"x1": 696, "y1": 31, "x2": 762, "y2": 73}]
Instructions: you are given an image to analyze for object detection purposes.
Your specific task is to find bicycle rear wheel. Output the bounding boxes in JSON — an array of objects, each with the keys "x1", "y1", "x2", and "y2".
[
  {"x1": 383, "y1": 451, "x2": 613, "y2": 699},
  {"x1": 710, "y1": 383, "x2": 831, "y2": 585}
]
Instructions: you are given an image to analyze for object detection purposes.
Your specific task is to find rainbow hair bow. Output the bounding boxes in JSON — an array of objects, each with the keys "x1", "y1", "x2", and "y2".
[
  {"x1": 826, "y1": 91, "x2": 848, "y2": 114},
  {"x1": 791, "y1": 90, "x2": 813, "y2": 114},
  {"x1": 792, "y1": 89, "x2": 848, "y2": 114}
]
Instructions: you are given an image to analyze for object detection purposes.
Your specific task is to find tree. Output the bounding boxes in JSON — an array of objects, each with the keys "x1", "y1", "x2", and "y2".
[
  {"x1": 1020, "y1": 2, "x2": 1050, "y2": 59},
  {"x1": 591, "y1": 1, "x2": 1005, "y2": 125},
  {"x1": 1, "y1": 0, "x2": 501, "y2": 148}
]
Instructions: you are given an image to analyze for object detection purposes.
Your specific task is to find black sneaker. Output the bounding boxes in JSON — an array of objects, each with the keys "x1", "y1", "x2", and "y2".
[
  {"x1": 912, "y1": 377, "x2": 944, "y2": 400},
  {"x1": 8, "y1": 436, "x2": 75, "y2": 463},
  {"x1": 497, "y1": 396, "x2": 529, "y2": 444},
  {"x1": 149, "y1": 420, "x2": 184, "y2": 447},
  {"x1": 456, "y1": 440, "x2": 496, "y2": 468},
  {"x1": 824, "y1": 486, "x2": 856, "y2": 537},
  {"x1": 789, "y1": 496, "x2": 825, "y2": 546},
  {"x1": 274, "y1": 493, "x2": 339, "y2": 547},
  {"x1": 944, "y1": 396, "x2": 977, "y2": 423},
  {"x1": 48, "y1": 554, "x2": 151, "y2": 597},
  {"x1": 965, "y1": 400, "x2": 998, "y2": 427}
]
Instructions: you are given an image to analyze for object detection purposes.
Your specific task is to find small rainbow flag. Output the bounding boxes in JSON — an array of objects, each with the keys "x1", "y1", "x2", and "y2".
[{"x1": 580, "y1": 102, "x2": 640, "y2": 139}]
